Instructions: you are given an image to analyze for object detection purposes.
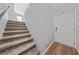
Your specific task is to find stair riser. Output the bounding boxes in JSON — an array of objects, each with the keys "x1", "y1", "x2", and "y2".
[
  {"x1": 5, "y1": 27, "x2": 27, "y2": 29},
  {"x1": 16, "y1": 42, "x2": 35, "y2": 55},
  {"x1": 3, "y1": 31, "x2": 29, "y2": 36},
  {"x1": 0, "y1": 20, "x2": 37, "y2": 55},
  {"x1": 5, "y1": 28, "x2": 28, "y2": 31},
  {"x1": 7, "y1": 22, "x2": 26, "y2": 25},
  {"x1": 19, "y1": 45, "x2": 37, "y2": 55},
  {"x1": 1, "y1": 34, "x2": 31, "y2": 40},
  {"x1": 0, "y1": 37, "x2": 32, "y2": 45},
  {"x1": 8, "y1": 21, "x2": 24, "y2": 23},
  {"x1": 0, "y1": 39, "x2": 33, "y2": 52},
  {"x1": 7, "y1": 22, "x2": 25, "y2": 25},
  {"x1": 6, "y1": 25, "x2": 26, "y2": 27}
]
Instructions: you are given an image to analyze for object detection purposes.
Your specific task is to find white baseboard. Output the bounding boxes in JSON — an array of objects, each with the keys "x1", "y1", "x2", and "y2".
[
  {"x1": 75, "y1": 47, "x2": 79, "y2": 54},
  {"x1": 41, "y1": 40, "x2": 55, "y2": 55},
  {"x1": 41, "y1": 40, "x2": 78, "y2": 55},
  {"x1": 55, "y1": 40, "x2": 75, "y2": 48},
  {"x1": 74, "y1": 42, "x2": 79, "y2": 54}
]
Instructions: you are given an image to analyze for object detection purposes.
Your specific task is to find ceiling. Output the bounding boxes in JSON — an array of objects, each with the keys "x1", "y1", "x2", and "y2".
[
  {"x1": 14, "y1": 3, "x2": 29, "y2": 15},
  {"x1": 11, "y1": 3, "x2": 79, "y2": 16},
  {"x1": 52, "y1": 3, "x2": 79, "y2": 16}
]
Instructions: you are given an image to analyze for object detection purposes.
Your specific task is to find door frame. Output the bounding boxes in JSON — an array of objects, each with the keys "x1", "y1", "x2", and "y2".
[{"x1": 54, "y1": 12, "x2": 76, "y2": 48}]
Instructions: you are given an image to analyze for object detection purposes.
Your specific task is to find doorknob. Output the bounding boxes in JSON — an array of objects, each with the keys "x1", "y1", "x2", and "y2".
[{"x1": 55, "y1": 27, "x2": 57, "y2": 32}]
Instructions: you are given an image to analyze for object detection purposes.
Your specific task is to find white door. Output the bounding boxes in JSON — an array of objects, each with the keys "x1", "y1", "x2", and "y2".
[{"x1": 54, "y1": 13, "x2": 75, "y2": 47}]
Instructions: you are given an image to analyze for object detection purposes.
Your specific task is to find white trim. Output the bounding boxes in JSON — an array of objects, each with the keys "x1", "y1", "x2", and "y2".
[
  {"x1": 74, "y1": 8, "x2": 77, "y2": 48},
  {"x1": 75, "y1": 47, "x2": 79, "y2": 54},
  {"x1": 41, "y1": 40, "x2": 78, "y2": 55},
  {"x1": 55, "y1": 40, "x2": 76, "y2": 48},
  {"x1": 41, "y1": 40, "x2": 55, "y2": 55}
]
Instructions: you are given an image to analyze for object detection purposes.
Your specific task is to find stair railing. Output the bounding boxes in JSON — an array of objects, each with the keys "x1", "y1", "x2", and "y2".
[{"x1": 0, "y1": 5, "x2": 10, "y2": 20}]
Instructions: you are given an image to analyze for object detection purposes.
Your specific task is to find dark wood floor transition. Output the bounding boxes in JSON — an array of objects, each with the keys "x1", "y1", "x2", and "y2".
[{"x1": 45, "y1": 42, "x2": 78, "y2": 55}]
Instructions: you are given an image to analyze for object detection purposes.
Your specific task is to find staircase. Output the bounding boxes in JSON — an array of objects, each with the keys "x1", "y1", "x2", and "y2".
[{"x1": 0, "y1": 20, "x2": 38, "y2": 55}]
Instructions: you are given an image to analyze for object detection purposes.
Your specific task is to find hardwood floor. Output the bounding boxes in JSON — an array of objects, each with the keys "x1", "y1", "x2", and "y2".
[{"x1": 45, "y1": 42, "x2": 78, "y2": 55}]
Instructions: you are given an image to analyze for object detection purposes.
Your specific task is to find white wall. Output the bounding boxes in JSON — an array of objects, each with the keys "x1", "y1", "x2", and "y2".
[
  {"x1": 76, "y1": 7, "x2": 79, "y2": 53},
  {"x1": 14, "y1": 3, "x2": 29, "y2": 15},
  {"x1": 7, "y1": 3, "x2": 28, "y2": 21},
  {"x1": 52, "y1": 3, "x2": 77, "y2": 16},
  {"x1": 24, "y1": 3, "x2": 54, "y2": 53},
  {"x1": 54, "y1": 13, "x2": 76, "y2": 47},
  {"x1": 7, "y1": 3, "x2": 17, "y2": 21}
]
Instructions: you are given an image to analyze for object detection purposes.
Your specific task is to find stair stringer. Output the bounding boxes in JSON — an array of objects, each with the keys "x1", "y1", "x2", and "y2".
[{"x1": 0, "y1": 19, "x2": 8, "y2": 39}]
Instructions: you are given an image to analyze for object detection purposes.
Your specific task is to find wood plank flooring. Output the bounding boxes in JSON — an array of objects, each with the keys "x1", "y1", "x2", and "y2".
[{"x1": 45, "y1": 42, "x2": 78, "y2": 55}]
